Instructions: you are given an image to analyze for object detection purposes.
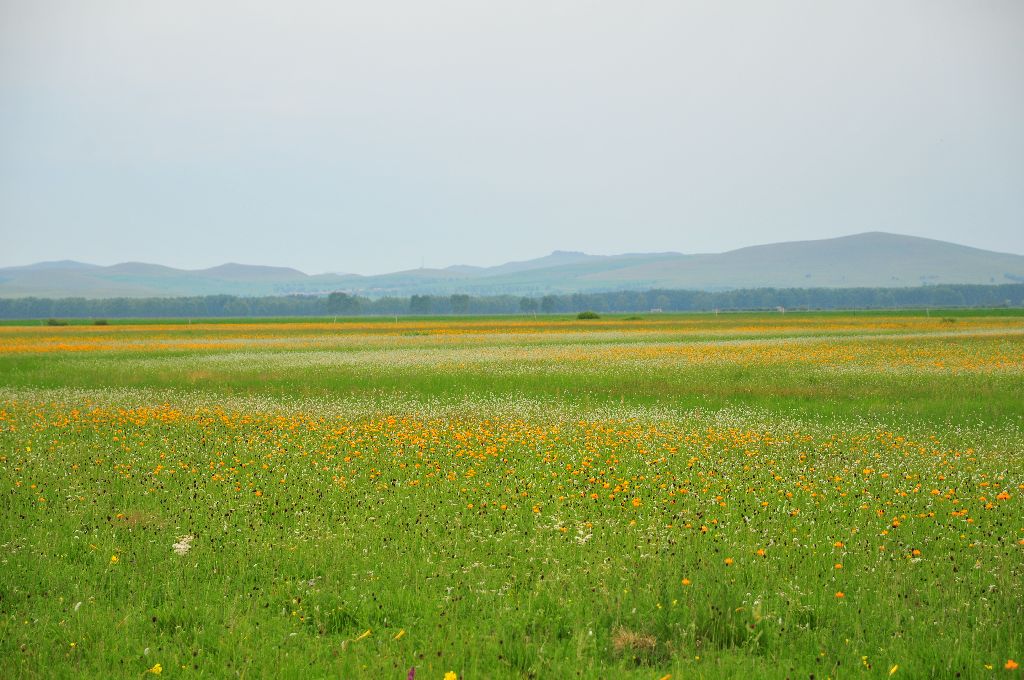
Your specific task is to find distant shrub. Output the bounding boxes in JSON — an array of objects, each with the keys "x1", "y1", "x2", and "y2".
[
  {"x1": 93, "y1": 319, "x2": 109, "y2": 326},
  {"x1": 45, "y1": 318, "x2": 68, "y2": 326},
  {"x1": 624, "y1": 315, "x2": 643, "y2": 321},
  {"x1": 941, "y1": 317, "x2": 957, "y2": 323},
  {"x1": 576, "y1": 311, "x2": 601, "y2": 320}
]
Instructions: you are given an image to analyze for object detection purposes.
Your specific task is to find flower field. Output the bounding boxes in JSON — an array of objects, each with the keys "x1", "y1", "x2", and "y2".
[{"x1": 1, "y1": 311, "x2": 1022, "y2": 678}]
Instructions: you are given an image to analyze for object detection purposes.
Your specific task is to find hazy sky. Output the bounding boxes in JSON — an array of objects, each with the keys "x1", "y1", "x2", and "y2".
[{"x1": 2, "y1": 1, "x2": 1022, "y2": 274}]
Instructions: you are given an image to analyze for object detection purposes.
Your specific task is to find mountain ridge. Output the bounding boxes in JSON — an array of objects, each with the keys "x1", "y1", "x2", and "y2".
[{"x1": 3, "y1": 232, "x2": 1023, "y2": 299}]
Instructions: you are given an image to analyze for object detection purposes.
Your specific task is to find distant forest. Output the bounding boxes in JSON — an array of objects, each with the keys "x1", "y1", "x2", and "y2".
[{"x1": 1, "y1": 283, "x2": 1022, "y2": 320}]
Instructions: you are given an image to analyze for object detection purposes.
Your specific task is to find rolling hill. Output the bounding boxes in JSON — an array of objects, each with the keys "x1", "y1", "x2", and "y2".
[{"x1": 2, "y1": 232, "x2": 1022, "y2": 298}]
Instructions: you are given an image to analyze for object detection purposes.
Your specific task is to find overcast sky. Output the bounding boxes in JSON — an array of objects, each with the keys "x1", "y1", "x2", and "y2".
[{"x1": 1, "y1": 1, "x2": 1022, "y2": 274}]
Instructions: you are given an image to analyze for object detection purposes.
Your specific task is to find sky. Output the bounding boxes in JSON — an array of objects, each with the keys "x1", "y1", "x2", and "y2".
[{"x1": 1, "y1": 1, "x2": 1022, "y2": 275}]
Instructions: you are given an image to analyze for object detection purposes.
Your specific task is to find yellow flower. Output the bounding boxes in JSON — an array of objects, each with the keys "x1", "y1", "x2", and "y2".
[
  {"x1": 147, "y1": 663, "x2": 162, "y2": 675},
  {"x1": 889, "y1": 664, "x2": 899, "y2": 675},
  {"x1": 444, "y1": 673, "x2": 457, "y2": 680},
  {"x1": 681, "y1": 578, "x2": 692, "y2": 586},
  {"x1": 109, "y1": 555, "x2": 119, "y2": 565},
  {"x1": 723, "y1": 557, "x2": 734, "y2": 566}
]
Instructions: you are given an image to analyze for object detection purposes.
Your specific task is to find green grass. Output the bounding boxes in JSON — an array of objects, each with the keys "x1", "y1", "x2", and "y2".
[{"x1": 1, "y1": 313, "x2": 1022, "y2": 678}]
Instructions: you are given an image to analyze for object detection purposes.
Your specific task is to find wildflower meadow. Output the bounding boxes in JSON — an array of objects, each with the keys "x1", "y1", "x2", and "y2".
[{"x1": 1, "y1": 311, "x2": 1022, "y2": 678}]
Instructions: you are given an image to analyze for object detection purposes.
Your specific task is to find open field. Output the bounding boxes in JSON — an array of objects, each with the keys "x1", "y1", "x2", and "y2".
[{"x1": 1, "y1": 311, "x2": 1022, "y2": 677}]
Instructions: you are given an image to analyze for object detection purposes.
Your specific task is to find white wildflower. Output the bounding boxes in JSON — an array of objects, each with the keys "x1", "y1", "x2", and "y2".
[{"x1": 172, "y1": 535, "x2": 194, "y2": 556}]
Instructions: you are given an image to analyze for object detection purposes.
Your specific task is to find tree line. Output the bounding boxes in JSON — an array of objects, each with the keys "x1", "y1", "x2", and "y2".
[{"x1": 0, "y1": 284, "x2": 1021, "y2": 320}]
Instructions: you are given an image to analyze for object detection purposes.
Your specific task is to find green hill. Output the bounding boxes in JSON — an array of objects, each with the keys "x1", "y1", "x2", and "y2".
[{"x1": 2, "y1": 233, "x2": 1022, "y2": 298}]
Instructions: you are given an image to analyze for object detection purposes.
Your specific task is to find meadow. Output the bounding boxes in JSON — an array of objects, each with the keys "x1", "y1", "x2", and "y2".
[{"x1": 1, "y1": 311, "x2": 1022, "y2": 678}]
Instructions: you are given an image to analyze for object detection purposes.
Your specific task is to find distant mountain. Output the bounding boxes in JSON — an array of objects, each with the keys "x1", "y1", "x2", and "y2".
[
  {"x1": 0, "y1": 261, "x2": 353, "y2": 298},
  {"x1": 580, "y1": 232, "x2": 1024, "y2": 291},
  {"x1": 481, "y1": 250, "x2": 602, "y2": 275},
  {"x1": 196, "y1": 263, "x2": 308, "y2": 281},
  {"x1": 2, "y1": 232, "x2": 1023, "y2": 298},
  {"x1": 4, "y1": 260, "x2": 101, "y2": 271}
]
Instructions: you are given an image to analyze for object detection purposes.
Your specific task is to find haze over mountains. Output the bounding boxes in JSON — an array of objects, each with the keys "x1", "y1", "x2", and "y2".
[{"x1": 2, "y1": 233, "x2": 1023, "y2": 299}]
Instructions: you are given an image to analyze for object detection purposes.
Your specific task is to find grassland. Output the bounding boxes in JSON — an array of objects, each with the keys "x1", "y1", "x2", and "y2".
[{"x1": 1, "y1": 311, "x2": 1022, "y2": 678}]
